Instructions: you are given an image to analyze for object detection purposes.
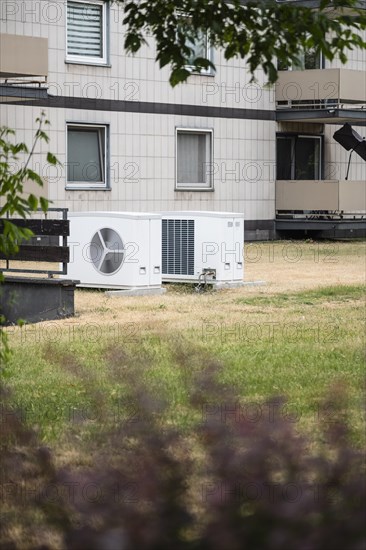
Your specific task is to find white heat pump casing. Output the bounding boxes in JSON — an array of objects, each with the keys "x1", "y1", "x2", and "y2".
[
  {"x1": 161, "y1": 211, "x2": 244, "y2": 285},
  {"x1": 64, "y1": 212, "x2": 162, "y2": 289}
]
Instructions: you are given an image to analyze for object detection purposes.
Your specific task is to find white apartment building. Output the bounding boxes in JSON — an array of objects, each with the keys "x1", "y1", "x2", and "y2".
[{"x1": 1, "y1": 0, "x2": 365, "y2": 240}]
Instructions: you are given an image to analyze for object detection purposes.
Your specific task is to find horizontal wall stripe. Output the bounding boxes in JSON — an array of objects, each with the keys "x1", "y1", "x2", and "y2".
[
  {"x1": 11, "y1": 94, "x2": 276, "y2": 121},
  {"x1": 245, "y1": 220, "x2": 275, "y2": 231}
]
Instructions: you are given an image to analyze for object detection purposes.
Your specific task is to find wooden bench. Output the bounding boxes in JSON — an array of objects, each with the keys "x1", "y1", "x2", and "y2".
[{"x1": 0, "y1": 208, "x2": 79, "y2": 324}]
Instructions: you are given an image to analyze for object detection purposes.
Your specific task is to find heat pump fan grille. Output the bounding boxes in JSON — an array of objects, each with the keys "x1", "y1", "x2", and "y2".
[
  {"x1": 162, "y1": 219, "x2": 195, "y2": 275},
  {"x1": 90, "y1": 228, "x2": 125, "y2": 275}
]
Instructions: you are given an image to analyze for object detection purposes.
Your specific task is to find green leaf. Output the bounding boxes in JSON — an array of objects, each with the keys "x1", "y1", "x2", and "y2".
[
  {"x1": 47, "y1": 152, "x2": 58, "y2": 166},
  {"x1": 27, "y1": 194, "x2": 38, "y2": 210},
  {"x1": 19, "y1": 227, "x2": 34, "y2": 241},
  {"x1": 169, "y1": 67, "x2": 192, "y2": 86},
  {"x1": 27, "y1": 169, "x2": 43, "y2": 186},
  {"x1": 36, "y1": 130, "x2": 50, "y2": 143},
  {"x1": 124, "y1": 33, "x2": 144, "y2": 53},
  {"x1": 40, "y1": 196, "x2": 49, "y2": 213}
]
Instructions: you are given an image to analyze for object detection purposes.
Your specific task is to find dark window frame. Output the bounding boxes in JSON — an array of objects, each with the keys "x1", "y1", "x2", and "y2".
[{"x1": 276, "y1": 132, "x2": 324, "y2": 180}]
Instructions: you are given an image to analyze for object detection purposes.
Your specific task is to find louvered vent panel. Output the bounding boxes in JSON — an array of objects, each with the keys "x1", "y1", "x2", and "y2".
[{"x1": 162, "y1": 219, "x2": 195, "y2": 275}]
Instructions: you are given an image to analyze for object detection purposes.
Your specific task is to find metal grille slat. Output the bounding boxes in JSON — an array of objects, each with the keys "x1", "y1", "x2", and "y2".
[{"x1": 162, "y1": 219, "x2": 195, "y2": 276}]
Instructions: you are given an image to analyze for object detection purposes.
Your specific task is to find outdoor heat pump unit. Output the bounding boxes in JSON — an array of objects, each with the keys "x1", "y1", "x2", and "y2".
[
  {"x1": 161, "y1": 211, "x2": 244, "y2": 287},
  {"x1": 65, "y1": 212, "x2": 162, "y2": 290}
]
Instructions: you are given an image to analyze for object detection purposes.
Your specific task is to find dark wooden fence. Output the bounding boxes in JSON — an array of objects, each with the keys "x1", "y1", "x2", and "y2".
[
  {"x1": 0, "y1": 208, "x2": 78, "y2": 324},
  {"x1": 0, "y1": 208, "x2": 69, "y2": 276}
]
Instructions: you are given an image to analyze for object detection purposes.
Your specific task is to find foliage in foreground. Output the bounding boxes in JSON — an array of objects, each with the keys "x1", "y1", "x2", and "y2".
[
  {"x1": 0, "y1": 113, "x2": 58, "y2": 368},
  {"x1": 0, "y1": 113, "x2": 58, "y2": 256},
  {"x1": 117, "y1": 0, "x2": 366, "y2": 85},
  {"x1": 1, "y1": 364, "x2": 365, "y2": 550}
]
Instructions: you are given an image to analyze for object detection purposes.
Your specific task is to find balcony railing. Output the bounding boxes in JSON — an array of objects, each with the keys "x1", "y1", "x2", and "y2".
[
  {"x1": 276, "y1": 180, "x2": 366, "y2": 214},
  {"x1": 0, "y1": 34, "x2": 48, "y2": 79}
]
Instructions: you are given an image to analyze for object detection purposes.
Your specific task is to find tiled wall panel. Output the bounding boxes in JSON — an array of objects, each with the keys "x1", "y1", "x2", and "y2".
[{"x1": 1, "y1": 1, "x2": 365, "y2": 226}]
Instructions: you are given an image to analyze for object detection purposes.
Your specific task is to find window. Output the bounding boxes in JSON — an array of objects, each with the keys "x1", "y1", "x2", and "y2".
[
  {"x1": 178, "y1": 15, "x2": 213, "y2": 74},
  {"x1": 176, "y1": 129, "x2": 213, "y2": 190},
  {"x1": 67, "y1": 124, "x2": 108, "y2": 189},
  {"x1": 300, "y1": 46, "x2": 323, "y2": 70},
  {"x1": 278, "y1": 47, "x2": 323, "y2": 71},
  {"x1": 185, "y1": 31, "x2": 212, "y2": 73},
  {"x1": 276, "y1": 135, "x2": 322, "y2": 180},
  {"x1": 67, "y1": 0, "x2": 107, "y2": 64}
]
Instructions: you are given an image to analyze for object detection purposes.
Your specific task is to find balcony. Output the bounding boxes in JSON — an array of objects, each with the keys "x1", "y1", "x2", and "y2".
[
  {"x1": 276, "y1": 180, "x2": 366, "y2": 214},
  {"x1": 0, "y1": 34, "x2": 48, "y2": 79},
  {"x1": 0, "y1": 34, "x2": 49, "y2": 103},
  {"x1": 276, "y1": 69, "x2": 366, "y2": 124}
]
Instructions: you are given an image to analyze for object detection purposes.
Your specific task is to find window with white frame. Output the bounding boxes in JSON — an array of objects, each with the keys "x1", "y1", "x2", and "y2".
[
  {"x1": 176, "y1": 129, "x2": 213, "y2": 190},
  {"x1": 67, "y1": 124, "x2": 108, "y2": 188},
  {"x1": 178, "y1": 15, "x2": 213, "y2": 74},
  {"x1": 278, "y1": 46, "x2": 323, "y2": 71},
  {"x1": 66, "y1": 0, "x2": 107, "y2": 64},
  {"x1": 185, "y1": 31, "x2": 212, "y2": 72}
]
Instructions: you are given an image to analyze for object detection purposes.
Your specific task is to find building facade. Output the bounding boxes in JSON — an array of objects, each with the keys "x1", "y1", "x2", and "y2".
[{"x1": 1, "y1": 0, "x2": 365, "y2": 240}]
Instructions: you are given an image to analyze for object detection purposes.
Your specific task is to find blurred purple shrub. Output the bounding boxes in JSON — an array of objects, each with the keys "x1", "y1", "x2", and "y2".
[{"x1": 1, "y1": 369, "x2": 365, "y2": 550}]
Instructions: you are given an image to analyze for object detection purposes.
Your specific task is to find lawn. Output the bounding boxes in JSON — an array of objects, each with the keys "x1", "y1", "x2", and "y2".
[
  {"x1": 2, "y1": 240, "x2": 365, "y2": 549},
  {"x1": 4, "y1": 240, "x2": 365, "y2": 448}
]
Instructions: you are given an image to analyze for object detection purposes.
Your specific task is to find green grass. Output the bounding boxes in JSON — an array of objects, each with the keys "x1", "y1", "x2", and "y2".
[
  {"x1": 4, "y1": 283, "x2": 366, "y2": 447},
  {"x1": 235, "y1": 284, "x2": 365, "y2": 307}
]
